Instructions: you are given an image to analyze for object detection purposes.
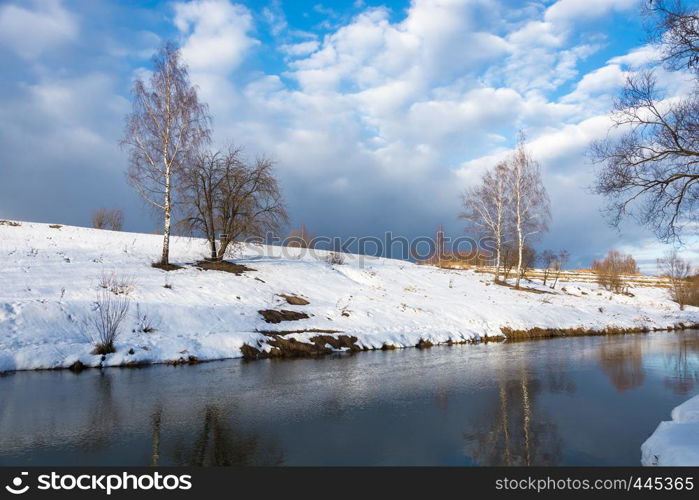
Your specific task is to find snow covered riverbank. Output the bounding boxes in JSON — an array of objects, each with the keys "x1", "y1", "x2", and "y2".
[
  {"x1": 642, "y1": 395, "x2": 699, "y2": 466},
  {"x1": 1, "y1": 220, "x2": 698, "y2": 373}
]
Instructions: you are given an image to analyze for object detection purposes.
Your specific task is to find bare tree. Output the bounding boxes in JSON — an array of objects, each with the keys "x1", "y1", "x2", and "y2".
[
  {"x1": 518, "y1": 246, "x2": 537, "y2": 282},
  {"x1": 591, "y1": 72, "x2": 699, "y2": 241},
  {"x1": 592, "y1": 250, "x2": 639, "y2": 293},
  {"x1": 181, "y1": 148, "x2": 288, "y2": 260},
  {"x1": 427, "y1": 224, "x2": 447, "y2": 265},
  {"x1": 658, "y1": 249, "x2": 694, "y2": 309},
  {"x1": 92, "y1": 209, "x2": 108, "y2": 230},
  {"x1": 460, "y1": 161, "x2": 510, "y2": 282},
  {"x1": 508, "y1": 135, "x2": 551, "y2": 288},
  {"x1": 540, "y1": 250, "x2": 556, "y2": 286},
  {"x1": 93, "y1": 208, "x2": 124, "y2": 231},
  {"x1": 122, "y1": 42, "x2": 211, "y2": 265},
  {"x1": 551, "y1": 250, "x2": 569, "y2": 289},
  {"x1": 645, "y1": 0, "x2": 699, "y2": 71},
  {"x1": 287, "y1": 223, "x2": 315, "y2": 249},
  {"x1": 592, "y1": 2, "x2": 699, "y2": 241}
]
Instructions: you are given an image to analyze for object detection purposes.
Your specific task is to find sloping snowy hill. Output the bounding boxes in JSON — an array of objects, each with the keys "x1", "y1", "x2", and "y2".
[{"x1": 1, "y1": 220, "x2": 698, "y2": 372}]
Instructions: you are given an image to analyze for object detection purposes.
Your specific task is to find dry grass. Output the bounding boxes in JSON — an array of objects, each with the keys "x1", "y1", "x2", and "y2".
[
  {"x1": 277, "y1": 294, "x2": 310, "y2": 305},
  {"x1": 500, "y1": 323, "x2": 699, "y2": 341}
]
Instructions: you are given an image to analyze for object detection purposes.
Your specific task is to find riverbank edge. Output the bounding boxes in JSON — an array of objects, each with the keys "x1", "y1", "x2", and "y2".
[{"x1": 3, "y1": 322, "x2": 697, "y2": 375}]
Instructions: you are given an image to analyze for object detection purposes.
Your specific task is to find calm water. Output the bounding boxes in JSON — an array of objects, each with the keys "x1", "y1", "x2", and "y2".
[{"x1": 1, "y1": 331, "x2": 698, "y2": 466}]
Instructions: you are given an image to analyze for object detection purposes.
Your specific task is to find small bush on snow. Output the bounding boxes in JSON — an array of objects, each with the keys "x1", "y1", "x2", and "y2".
[
  {"x1": 326, "y1": 252, "x2": 345, "y2": 265},
  {"x1": 90, "y1": 286, "x2": 131, "y2": 355}
]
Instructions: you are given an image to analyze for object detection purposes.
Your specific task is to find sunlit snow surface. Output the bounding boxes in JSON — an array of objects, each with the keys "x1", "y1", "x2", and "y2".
[
  {"x1": 1, "y1": 220, "x2": 698, "y2": 372},
  {"x1": 642, "y1": 395, "x2": 699, "y2": 466}
]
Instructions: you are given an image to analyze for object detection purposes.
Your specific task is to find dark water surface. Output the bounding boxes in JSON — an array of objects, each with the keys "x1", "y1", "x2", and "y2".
[{"x1": 1, "y1": 331, "x2": 698, "y2": 466}]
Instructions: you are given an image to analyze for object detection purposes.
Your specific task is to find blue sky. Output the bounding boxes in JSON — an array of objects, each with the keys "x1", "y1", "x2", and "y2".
[{"x1": 0, "y1": 0, "x2": 697, "y2": 269}]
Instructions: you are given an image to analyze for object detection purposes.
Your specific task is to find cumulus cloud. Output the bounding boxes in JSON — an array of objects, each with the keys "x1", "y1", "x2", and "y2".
[
  {"x1": 0, "y1": 0, "x2": 693, "y2": 268},
  {"x1": 0, "y1": 0, "x2": 78, "y2": 60},
  {"x1": 174, "y1": 0, "x2": 258, "y2": 74}
]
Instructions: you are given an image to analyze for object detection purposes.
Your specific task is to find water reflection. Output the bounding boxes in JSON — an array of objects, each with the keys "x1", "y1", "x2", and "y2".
[
  {"x1": 0, "y1": 331, "x2": 698, "y2": 466},
  {"x1": 170, "y1": 405, "x2": 284, "y2": 466},
  {"x1": 662, "y1": 336, "x2": 699, "y2": 395},
  {"x1": 598, "y1": 339, "x2": 645, "y2": 392},
  {"x1": 464, "y1": 360, "x2": 562, "y2": 465}
]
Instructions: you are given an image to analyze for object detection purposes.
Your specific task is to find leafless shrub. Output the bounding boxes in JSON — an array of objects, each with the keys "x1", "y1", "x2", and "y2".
[
  {"x1": 540, "y1": 250, "x2": 556, "y2": 285},
  {"x1": 550, "y1": 250, "x2": 569, "y2": 289},
  {"x1": 592, "y1": 250, "x2": 639, "y2": 293},
  {"x1": 326, "y1": 252, "x2": 345, "y2": 265},
  {"x1": 90, "y1": 287, "x2": 131, "y2": 354},
  {"x1": 136, "y1": 311, "x2": 159, "y2": 334},
  {"x1": 98, "y1": 271, "x2": 134, "y2": 296},
  {"x1": 658, "y1": 250, "x2": 695, "y2": 309},
  {"x1": 287, "y1": 223, "x2": 315, "y2": 249},
  {"x1": 92, "y1": 208, "x2": 124, "y2": 231}
]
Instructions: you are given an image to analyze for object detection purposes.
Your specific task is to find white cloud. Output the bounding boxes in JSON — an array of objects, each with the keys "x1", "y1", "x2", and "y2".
[
  {"x1": 174, "y1": 0, "x2": 258, "y2": 74},
  {"x1": 0, "y1": 0, "x2": 78, "y2": 59},
  {"x1": 280, "y1": 40, "x2": 320, "y2": 57},
  {"x1": 544, "y1": 0, "x2": 639, "y2": 25},
  {"x1": 609, "y1": 44, "x2": 662, "y2": 68},
  {"x1": 562, "y1": 64, "x2": 627, "y2": 103}
]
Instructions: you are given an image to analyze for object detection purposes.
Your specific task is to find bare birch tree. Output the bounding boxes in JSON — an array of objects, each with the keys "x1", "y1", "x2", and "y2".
[
  {"x1": 180, "y1": 148, "x2": 288, "y2": 260},
  {"x1": 508, "y1": 135, "x2": 551, "y2": 288},
  {"x1": 460, "y1": 161, "x2": 510, "y2": 282},
  {"x1": 122, "y1": 42, "x2": 210, "y2": 265}
]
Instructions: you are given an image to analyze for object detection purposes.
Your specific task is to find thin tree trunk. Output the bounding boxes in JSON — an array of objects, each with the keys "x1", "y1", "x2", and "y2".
[
  {"x1": 515, "y1": 228, "x2": 523, "y2": 288},
  {"x1": 494, "y1": 235, "x2": 501, "y2": 283},
  {"x1": 161, "y1": 163, "x2": 171, "y2": 265}
]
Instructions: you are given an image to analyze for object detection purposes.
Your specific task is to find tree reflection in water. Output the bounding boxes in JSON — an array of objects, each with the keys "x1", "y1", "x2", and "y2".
[
  {"x1": 598, "y1": 339, "x2": 645, "y2": 393},
  {"x1": 464, "y1": 358, "x2": 562, "y2": 465},
  {"x1": 169, "y1": 405, "x2": 284, "y2": 466},
  {"x1": 663, "y1": 336, "x2": 699, "y2": 395}
]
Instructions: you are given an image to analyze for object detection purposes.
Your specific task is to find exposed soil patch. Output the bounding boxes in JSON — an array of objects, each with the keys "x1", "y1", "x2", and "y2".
[
  {"x1": 0, "y1": 220, "x2": 21, "y2": 227},
  {"x1": 49, "y1": 224, "x2": 62, "y2": 229},
  {"x1": 278, "y1": 294, "x2": 310, "y2": 305},
  {"x1": 494, "y1": 280, "x2": 553, "y2": 294},
  {"x1": 151, "y1": 262, "x2": 184, "y2": 272},
  {"x1": 257, "y1": 328, "x2": 341, "y2": 335},
  {"x1": 241, "y1": 333, "x2": 363, "y2": 360},
  {"x1": 258, "y1": 309, "x2": 310, "y2": 323},
  {"x1": 196, "y1": 259, "x2": 255, "y2": 275}
]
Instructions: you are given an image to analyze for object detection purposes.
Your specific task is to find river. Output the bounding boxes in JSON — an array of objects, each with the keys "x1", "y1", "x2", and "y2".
[{"x1": 1, "y1": 331, "x2": 698, "y2": 465}]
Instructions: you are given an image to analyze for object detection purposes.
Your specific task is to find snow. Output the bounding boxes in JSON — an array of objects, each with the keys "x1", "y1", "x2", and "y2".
[
  {"x1": 1, "y1": 220, "x2": 698, "y2": 373},
  {"x1": 642, "y1": 395, "x2": 699, "y2": 466}
]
